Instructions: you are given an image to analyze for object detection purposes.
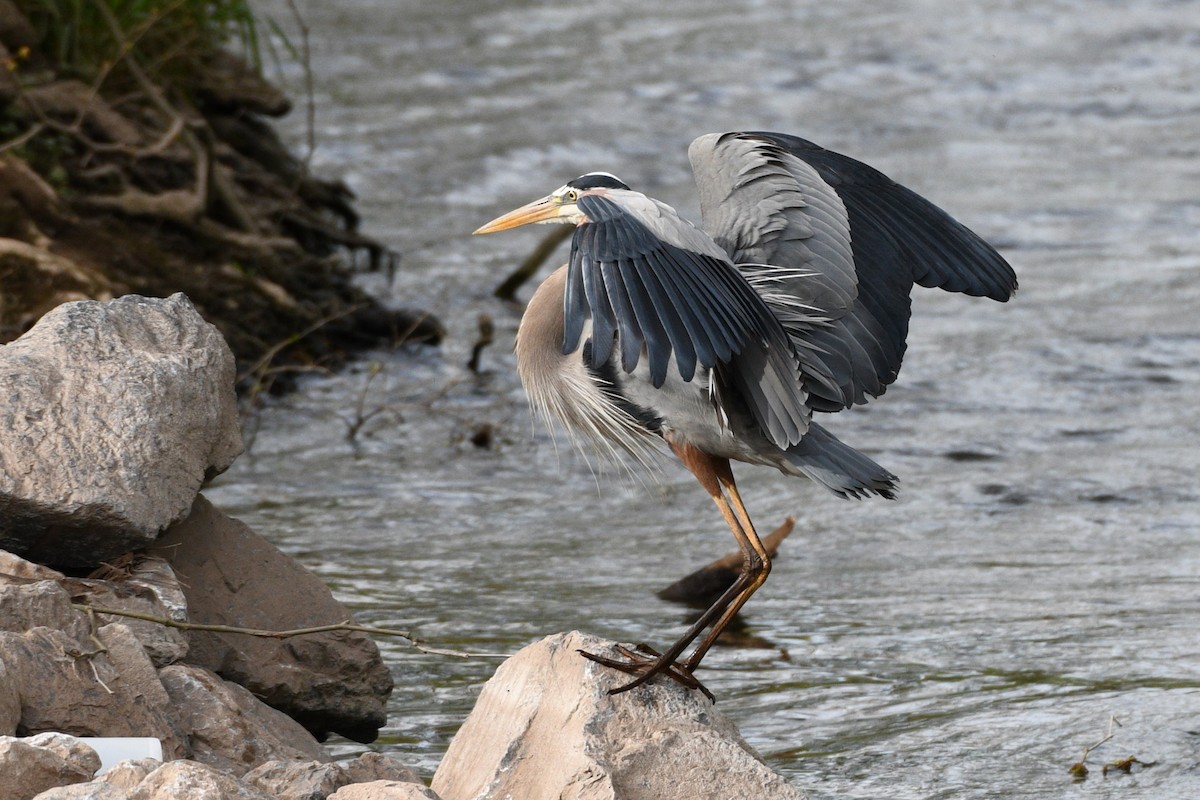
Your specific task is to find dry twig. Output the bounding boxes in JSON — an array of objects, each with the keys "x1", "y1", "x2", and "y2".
[
  {"x1": 1068, "y1": 714, "x2": 1121, "y2": 780},
  {"x1": 343, "y1": 361, "x2": 393, "y2": 441},
  {"x1": 238, "y1": 303, "x2": 368, "y2": 386},
  {"x1": 71, "y1": 602, "x2": 508, "y2": 660}
]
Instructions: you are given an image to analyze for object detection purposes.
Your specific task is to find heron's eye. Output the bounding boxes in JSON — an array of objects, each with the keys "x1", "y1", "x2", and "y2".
[{"x1": 565, "y1": 189, "x2": 578, "y2": 202}]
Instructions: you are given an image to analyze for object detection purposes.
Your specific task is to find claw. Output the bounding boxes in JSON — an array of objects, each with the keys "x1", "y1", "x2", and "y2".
[{"x1": 578, "y1": 646, "x2": 715, "y2": 702}]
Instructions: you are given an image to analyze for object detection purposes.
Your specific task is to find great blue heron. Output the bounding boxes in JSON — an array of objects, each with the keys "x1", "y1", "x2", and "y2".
[{"x1": 475, "y1": 131, "x2": 1016, "y2": 699}]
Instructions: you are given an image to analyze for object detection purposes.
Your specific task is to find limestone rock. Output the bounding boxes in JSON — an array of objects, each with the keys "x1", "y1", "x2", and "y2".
[
  {"x1": 0, "y1": 578, "x2": 90, "y2": 644},
  {"x1": 0, "y1": 658, "x2": 19, "y2": 734},
  {"x1": 94, "y1": 758, "x2": 160, "y2": 791},
  {"x1": 29, "y1": 783, "x2": 129, "y2": 800},
  {"x1": 23, "y1": 732, "x2": 102, "y2": 776},
  {"x1": 241, "y1": 753, "x2": 427, "y2": 800},
  {"x1": 0, "y1": 625, "x2": 187, "y2": 758},
  {"x1": 431, "y1": 631, "x2": 807, "y2": 800},
  {"x1": 158, "y1": 664, "x2": 325, "y2": 777},
  {"x1": 125, "y1": 760, "x2": 274, "y2": 800},
  {"x1": 0, "y1": 293, "x2": 243, "y2": 567},
  {"x1": 0, "y1": 549, "x2": 66, "y2": 582},
  {"x1": 150, "y1": 496, "x2": 392, "y2": 742},
  {"x1": 241, "y1": 759, "x2": 351, "y2": 799},
  {"x1": 0, "y1": 734, "x2": 97, "y2": 800},
  {"x1": 329, "y1": 782, "x2": 441, "y2": 800},
  {"x1": 342, "y1": 752, "x2": 423, "y2": 786},
  {"x1": 67, "y1": 556, "x2": 190, "y2": 667}
]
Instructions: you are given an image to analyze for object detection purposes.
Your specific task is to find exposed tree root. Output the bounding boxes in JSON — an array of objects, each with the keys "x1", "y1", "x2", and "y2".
[{"x1": 0, "y1": 0, "x2": 442, "y2": 390}]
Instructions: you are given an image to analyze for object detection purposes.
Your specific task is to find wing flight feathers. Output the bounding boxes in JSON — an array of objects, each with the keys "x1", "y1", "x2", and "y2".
[
  {"x1": 689, "y1": 130, "x2": 1016, "y2": 411},
  {"x1": 563, "y1": 192, "x2": 809, "y2": 448}
]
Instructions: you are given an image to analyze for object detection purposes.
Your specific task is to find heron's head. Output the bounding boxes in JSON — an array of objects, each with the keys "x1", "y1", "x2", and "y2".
[{"x1": 474, "y1": 172, "x2": 630, "y2": 234}]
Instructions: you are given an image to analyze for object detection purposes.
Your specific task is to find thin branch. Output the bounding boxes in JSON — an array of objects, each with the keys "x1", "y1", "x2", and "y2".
[
  {"x1": 72, "y1": 602, "x2": 508, "y2": 660},
  {"x1": 1082, "y1": 714, "x2": 1120, "y2": 761},
  {"x1": 344, "y1": 361, "x2": 391, "y2": 441},
  {"x1": 64, "y1": 605, "x2": 115, "y2": 693},
  {"x1": 0, "y1": 122, "x2": 46, "y2": 154},
  {"x1": 1069, "y1": 714, "x2": 1121, "y2": 780},
  {"x1": 237, "y1": 303, "x2": 367, "y2": 385}
]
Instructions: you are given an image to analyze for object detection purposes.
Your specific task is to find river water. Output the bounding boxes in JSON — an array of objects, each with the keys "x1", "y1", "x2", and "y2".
[{"x1": 211, "y1": 1, "x2": 1200, "y2": 797}]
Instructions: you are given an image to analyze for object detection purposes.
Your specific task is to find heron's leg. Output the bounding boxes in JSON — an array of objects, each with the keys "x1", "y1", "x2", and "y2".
[
  {"x1": 681, "y1": 461, "x2": 771, "y2": 672},
  {"x1": 580, "y1": 441, "x2": 766, "y2": 698}
]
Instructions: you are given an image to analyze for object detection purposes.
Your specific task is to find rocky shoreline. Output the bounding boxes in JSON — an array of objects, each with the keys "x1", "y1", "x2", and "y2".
[{"x1": 0, "y1": 293, "x2": 808, "y2": 800}]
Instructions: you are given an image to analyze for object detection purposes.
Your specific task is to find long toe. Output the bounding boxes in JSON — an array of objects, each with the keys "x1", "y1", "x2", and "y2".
[{"x1": 577, "y1": 646, "x2": 714, "y2": 701}]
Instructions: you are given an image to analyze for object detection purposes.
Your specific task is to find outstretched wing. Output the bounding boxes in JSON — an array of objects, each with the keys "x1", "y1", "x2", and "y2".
[
  {"x1": 689, "y1": 131, "x2": 1017, "y2": 412},
  {"x1": 562, "y1": 190, "x2": 810, "y2": 448}
]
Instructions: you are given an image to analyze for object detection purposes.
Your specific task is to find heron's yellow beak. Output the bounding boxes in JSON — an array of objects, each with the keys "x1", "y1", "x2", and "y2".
[{"x1": 473, "y1": 195, "x2": 567, "y2": 234}]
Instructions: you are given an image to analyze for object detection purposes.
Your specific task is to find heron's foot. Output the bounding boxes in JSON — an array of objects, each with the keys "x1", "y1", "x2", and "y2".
[{"x1": 578, "y1": 644, "x2": 714, "y2": 701}]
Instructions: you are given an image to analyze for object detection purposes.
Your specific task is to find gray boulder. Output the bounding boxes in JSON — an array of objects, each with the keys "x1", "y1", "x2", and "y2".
[
  {"x1": 343, "y1": 752, "x2": 424, "y2": 786},
  {"x1": 242, "y1": 752, "x2": 427, "y2": 800},
  {"x1": 0, "y1": 623, "x2": 187, "y2": 757},
  {"x1": 0, "y1": 732, "x2": 99, "y2": 800},
  {"x1": 123, "y1": 760, "x2": 275, "y2": 800},
  {"x1": 150, "y1": 496, "x2": 393, "y2": 743},
  {"x1": 29, "y1": 784, "x2": 129, "y2": 800},
  {"x1": 431, "y1": 631, "x2": 807, "y2": 800},
  {"x1": 66, "y1": 555, "x2": 190, "y2": 667},
  {"x1": 158, "y1": 664, "x2": 325, "y2": 777},
  {"x1": 0, "y1": 549, "x2": 66, "y2": 582},
  {"x1": 93, "y1": 758, "x2": 161, "y2": 791},
  {"x1": 329, "y1": 782, "x2": 442, "y2": 800},
  {"x1": 0, "y1": 658, "x2": 19, "y2": 735},
  {"x1": 0, "y1": 578, "x2": 91, "y2": 646},
  {"x1": 0, "y1": 293, "x2": 242, "y2": 567},
  {"x1": 240, "y1": 760, "x2": 349, "y2": 800}
]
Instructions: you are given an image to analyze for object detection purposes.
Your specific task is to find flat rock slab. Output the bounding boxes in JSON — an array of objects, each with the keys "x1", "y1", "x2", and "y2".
[
  {"x1": 432, "y1": 631, "x2": 807, "y2": 800},
  {"x1": 0, "y1": 293, "x2": 242, "y2": 567}
]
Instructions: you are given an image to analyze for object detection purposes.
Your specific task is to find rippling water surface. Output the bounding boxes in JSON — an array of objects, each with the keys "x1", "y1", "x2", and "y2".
[{"x1": 212, "y1": 1, "x2": 1200, "y2": 797}]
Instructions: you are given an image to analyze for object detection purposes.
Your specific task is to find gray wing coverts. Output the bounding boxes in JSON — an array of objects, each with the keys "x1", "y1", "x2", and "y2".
[
  {"x1": 562, "y1": 193, "x2": 810, "y2": 449},
  {"x1": 689, "y1": 131, "x2": 1018, "y2": 413}
]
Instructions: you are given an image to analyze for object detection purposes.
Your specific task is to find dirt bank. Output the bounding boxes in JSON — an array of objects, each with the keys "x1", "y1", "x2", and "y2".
[{"x1": 0, "y1": 1, "x2": 442, "y2": 393}]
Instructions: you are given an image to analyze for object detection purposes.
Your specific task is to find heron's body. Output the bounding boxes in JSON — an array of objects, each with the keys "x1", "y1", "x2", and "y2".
[
  {"x1": 478, "y1": 131, "x2": 1017, "y2": 697},
  {"x1": 518, "y1": 263, "x2": 897, "y2": 494}
]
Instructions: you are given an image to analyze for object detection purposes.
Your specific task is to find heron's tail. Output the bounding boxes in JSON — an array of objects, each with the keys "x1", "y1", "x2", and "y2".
[{"x1": 784, "y1": 422, "x2": 897, "y2": 499}]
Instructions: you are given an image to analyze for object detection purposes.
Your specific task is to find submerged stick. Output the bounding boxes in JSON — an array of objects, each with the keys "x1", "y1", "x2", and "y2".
[
  {"x1": 657, "y1": 516, "x2": 795, "y2": 606},
  {"x1": 493, "y1": 225, "x2": 572, "y2": 301}
]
